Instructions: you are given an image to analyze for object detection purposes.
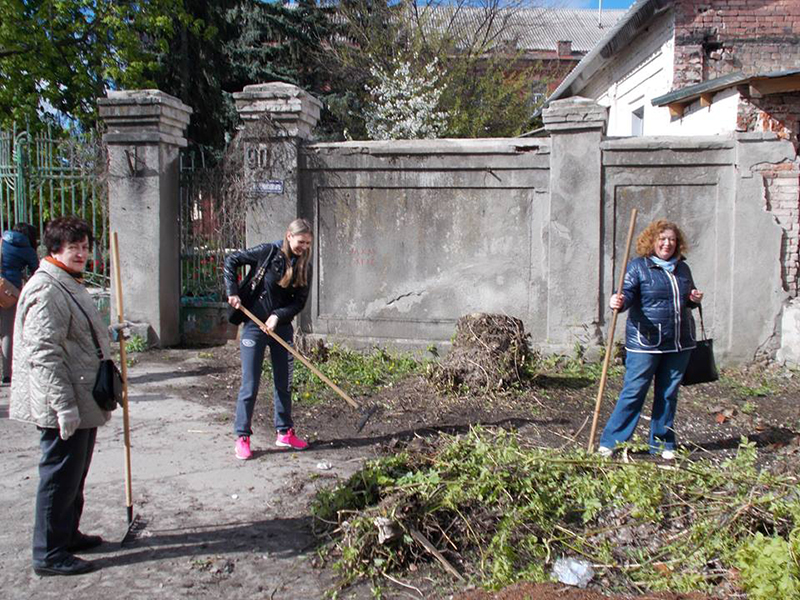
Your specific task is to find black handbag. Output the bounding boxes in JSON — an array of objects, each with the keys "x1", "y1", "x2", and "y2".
[
  {"x1": 682, "y1": 305, "x2": 719, "y2": 386},
  {"x1": 93, "y1": 359, "x2": 123, "y2": 411},
  {"x1": 47, "y1": 274, "x2": 122, "y2": 411}
]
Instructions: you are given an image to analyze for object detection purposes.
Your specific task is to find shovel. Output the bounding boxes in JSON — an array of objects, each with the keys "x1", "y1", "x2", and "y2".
[
  {"x1": 110, "y1": 232, "x2": 145, "y2": 544},
  {"x1": 236, "y1": 305, "x2": 379, "y2": 432},
  {"x1": 587, "y1": 208, "x2": 638, "y2": 452}
]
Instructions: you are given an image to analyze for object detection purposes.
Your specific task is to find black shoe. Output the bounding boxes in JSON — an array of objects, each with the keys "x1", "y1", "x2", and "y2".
[
  {"x1": 1, "y1": 376, "x2": 9, "y2": 385},
  {"x1": 67, "y1": 533, "x2": 104, "y2": 552},
  {"x1": 33, "y1": 555, "x2": 95, "y2": 576}
]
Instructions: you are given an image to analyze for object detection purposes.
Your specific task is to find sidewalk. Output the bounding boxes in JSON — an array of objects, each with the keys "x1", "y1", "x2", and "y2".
[{"x1": 0, "y1": 349, "x2": 371, "y2": 599}]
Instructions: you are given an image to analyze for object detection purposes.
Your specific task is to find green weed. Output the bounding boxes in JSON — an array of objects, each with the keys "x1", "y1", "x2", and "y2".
[
  {"x1": 741, "y1": 400, "x2": 757, "y2": 415},
  {"x1": 263, "y1": 345, "x2": 424, "y2": 405},
  {"x1": 311, "y1": 429, "x2": 800, "y2": 596},
  {"x1": 529, "y1": 348, "x2": 623, "y2": 385},
  {"x1": 736, "y1": 529, "x2": 800, "y2": 600},
  {"x1": 721, "y1": 374, "x2": 776, "y2": 398},
  {"x1": 126, "y1": 335, "x2": 147, "y2": 353}
]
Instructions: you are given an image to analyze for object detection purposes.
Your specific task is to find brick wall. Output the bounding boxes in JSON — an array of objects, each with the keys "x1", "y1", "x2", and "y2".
[
  {"x1": 670, "y1": 1, "x2": 800, "y2": 297},
  {"x1": 737, "y1": 93, "x2": 800, "y2": 140},
  {"x1": 759, "y1": 161, "x2": 800, "y2": 295},
  {"x1": 673, "y1": 0, "x2": 800, "y2": 88}
]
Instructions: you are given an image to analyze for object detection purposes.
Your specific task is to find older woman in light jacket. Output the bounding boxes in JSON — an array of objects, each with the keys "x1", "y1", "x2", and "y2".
[{"x1": 10, "y1": 216, "x2": 112, "y2": 577}]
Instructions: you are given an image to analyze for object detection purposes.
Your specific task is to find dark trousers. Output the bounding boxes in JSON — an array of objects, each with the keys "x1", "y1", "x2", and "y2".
[
  {"x1": 234, "y1": 321, "x2": 294, "y2": 437},
  {"x1": 0, "y1": 304, "x2": 15, "y2": 379},
  {"x1": 33, "y1": 427, "x2": 97, "y2": 565}
]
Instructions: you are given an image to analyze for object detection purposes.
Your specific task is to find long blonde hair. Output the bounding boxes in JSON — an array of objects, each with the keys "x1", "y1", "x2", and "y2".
[{"x1": 278, "y1": 218, "x2": 313, "y2": 288}]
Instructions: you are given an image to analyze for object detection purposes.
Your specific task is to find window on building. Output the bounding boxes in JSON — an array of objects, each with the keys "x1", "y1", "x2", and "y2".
[{"x1": 631, "y1": 106, "x2": 645, "y2": 137}]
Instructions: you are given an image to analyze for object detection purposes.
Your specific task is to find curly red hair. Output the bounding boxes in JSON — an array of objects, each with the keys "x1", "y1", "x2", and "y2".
[{"x1": 636, "y1": 219, "x2": 688, "y2": 258}]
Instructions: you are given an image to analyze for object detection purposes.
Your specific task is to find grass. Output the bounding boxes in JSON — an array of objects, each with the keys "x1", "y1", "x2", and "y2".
[
  {"x1": 527, "y1": 345, "x2": 624, "y2": 389},
  {"x1": 720, "y1": 372, "x2": 777, "y2": 398},
  {"x1": 261, "y1": 344, "x2": 425, "y2": 404}
]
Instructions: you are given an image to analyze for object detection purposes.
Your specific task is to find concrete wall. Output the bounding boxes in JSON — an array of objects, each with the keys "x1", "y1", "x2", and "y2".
[
  {"x1": 296, "y1": 107, "x2": 796, "y2": 363},
  {"x1": 300, "y1": 139, "x2": 551, "y2": 350}
]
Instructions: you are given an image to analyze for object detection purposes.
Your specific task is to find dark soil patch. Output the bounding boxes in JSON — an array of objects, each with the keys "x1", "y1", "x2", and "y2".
[
  {"x1": 456, "y1": 582, "x2": 718, "y2": 600},
  {"x1": 132, "y1": 343, "x2": 800, "y2": 599}
]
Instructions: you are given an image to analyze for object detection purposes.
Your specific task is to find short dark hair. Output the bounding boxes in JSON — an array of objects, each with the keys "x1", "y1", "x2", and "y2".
[
  {"x1": 12, "y1": 222, "x2": 38, "y2": 248},
  {"x1": 43, "y1": 216, "x2": 94, "y2": 255}
]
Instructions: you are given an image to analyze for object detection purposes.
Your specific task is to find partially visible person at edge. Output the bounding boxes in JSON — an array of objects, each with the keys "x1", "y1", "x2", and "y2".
[
  {"x1": 224, "y1": 218, "x2": 313, "y2": 460},
  {"x1": 1, "y1": 222, "x2": 39, "y2": 384},
  {"x1": 598, "y1": 219, "x2": 704, "y2": 460},
  {"x1": 9, "y1": 216, "x2": 112, "y2": 576}
]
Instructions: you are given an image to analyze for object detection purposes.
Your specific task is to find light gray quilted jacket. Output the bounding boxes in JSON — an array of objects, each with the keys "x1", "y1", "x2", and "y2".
[{"x1": 9, "y1": 260, "x2": 112, "y2": 429}]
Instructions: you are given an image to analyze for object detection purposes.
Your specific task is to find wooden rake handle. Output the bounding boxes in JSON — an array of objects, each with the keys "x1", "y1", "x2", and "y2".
[
  {"x1": 587, "y1": 208, "x2": 638, "y2": 452},
  {"x1": 110, "y1": 232, "x2": 134, "y2": 516},
  {"x1": 236, "y1": 304, "x2": 362, "y2": 411}
]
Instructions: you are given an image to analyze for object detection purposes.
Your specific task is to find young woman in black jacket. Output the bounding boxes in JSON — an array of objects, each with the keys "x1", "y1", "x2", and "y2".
[{"x1": 224, "y1": 218, "x2": 313, "y2": 459}]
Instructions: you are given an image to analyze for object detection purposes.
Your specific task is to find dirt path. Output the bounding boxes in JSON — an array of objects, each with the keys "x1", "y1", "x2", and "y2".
[
  {"x1": 0, "y1": 352, "x2": 380, "y2": 600},
  {"x1": 2, "y1": 343, "x2": 798, "y2": 599}
]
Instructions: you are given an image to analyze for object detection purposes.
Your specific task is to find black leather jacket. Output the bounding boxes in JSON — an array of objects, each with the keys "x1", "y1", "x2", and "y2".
[
  {"x1": 223, "y1": 241, "x2": 311, "y2": 325},
  {"x1": 620, "y1": 256, "x2": 698, "y2": 353}
]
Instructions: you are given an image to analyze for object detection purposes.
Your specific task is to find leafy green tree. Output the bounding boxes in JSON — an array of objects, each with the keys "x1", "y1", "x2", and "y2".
[{"x1": 0, "y1": 0, "x2": 109, "y2": 129}]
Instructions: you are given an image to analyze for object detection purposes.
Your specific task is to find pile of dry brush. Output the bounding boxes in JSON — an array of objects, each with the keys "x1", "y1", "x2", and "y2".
[{"x1": 426, "y1": 313, "x2": 532, "y2": 393}]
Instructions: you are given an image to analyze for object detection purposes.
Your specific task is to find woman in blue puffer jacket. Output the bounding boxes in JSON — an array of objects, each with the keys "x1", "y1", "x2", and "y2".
[
  {"x1": 1, "y1": 223, "x2": 39, "y2": 383},
  {"x1": 598, "y1": 219, "x2": 703, "y2": 460}
]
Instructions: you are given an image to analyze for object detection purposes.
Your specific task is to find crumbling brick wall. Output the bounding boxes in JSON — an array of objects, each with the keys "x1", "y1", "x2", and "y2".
[
  {"x1": 670, "y1": 1, "x2": 800, "y2": 297},
  {"x1": 673, "y1": 0, "x2": 800, "y2": 89},
  {"x1": 758, "y1": 161, "x2": 800, "y2": 295},
  {"x1": 737, "y1": 93, "x2": 800, "y2": 142}
]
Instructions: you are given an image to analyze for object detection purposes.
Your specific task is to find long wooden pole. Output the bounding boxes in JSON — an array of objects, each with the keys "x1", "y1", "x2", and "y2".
[
  {"x1": 587, "y1": 208, "x2": 638, "y2": 452},
  {"x1": 237, "y1": 304, "x2": 362, "y2": 411},
  {"x1": 110, "y1": 232, "x2": 134, "y2": 522}
]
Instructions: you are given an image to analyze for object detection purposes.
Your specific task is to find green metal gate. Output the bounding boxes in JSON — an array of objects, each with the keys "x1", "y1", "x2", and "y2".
[
  {"x1": 178, "y1": 147, "x2": 245, "y2": 344},
  {"x1": 0, "y1": 124, "x2": 109, "y2": 287}
]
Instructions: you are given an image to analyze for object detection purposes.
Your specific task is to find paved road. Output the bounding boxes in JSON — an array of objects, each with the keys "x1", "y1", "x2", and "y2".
[{"x1": 0, "y1": 350, "x2": 373, "y2": 600}]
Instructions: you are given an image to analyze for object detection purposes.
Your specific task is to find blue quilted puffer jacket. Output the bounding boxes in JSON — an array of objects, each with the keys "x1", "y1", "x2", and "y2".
[{"x1": 619, "y1": 256, "x2": 698, "y2": 353}]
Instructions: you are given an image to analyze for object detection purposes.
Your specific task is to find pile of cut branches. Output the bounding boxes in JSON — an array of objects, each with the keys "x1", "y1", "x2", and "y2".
[
  {"x1": 426, "y1": 313, "x2": 532, "y2": 394},
  {"x1": 311, "y1": 428, "x2": 800, "y2": 598}
]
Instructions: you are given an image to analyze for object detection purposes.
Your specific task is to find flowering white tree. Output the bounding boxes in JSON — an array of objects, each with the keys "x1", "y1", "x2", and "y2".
[{"x1": 364, "y1": 55, "x2": 448, "y2": 140}]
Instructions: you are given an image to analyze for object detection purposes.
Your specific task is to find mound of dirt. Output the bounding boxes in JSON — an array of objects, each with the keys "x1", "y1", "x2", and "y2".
[
  {"x1": 427, "y1": 313, "x2": 531, "y2": 393},
  {"x1": 456, "y1": 582, "x2": 718, "y2": 600}
]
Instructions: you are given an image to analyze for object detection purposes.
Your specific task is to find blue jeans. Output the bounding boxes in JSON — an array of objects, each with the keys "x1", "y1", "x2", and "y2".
[
  {"x1": 599, "y1": 350, "x2": 692, "y2": 453},
  {"x1": 234, "y1": 321, "x2": 294, "y2": 437},
  {"x1": 33, "y1": 427, "x2": 97, "y2": 565}
]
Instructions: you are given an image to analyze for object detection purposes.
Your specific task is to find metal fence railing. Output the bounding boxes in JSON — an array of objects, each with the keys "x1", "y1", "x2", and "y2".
[
  {"x1": 179, "y1": 149, "x2": 245, "y2": 303},
  {"x1": 0, "y1": 124, "x2": 109, "y2": 288}
]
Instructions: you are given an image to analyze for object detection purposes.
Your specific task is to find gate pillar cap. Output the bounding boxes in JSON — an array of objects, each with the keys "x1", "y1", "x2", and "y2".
[
  {"x1": 543, "y1": 96, "x2": 608, "y2": 133},
  {"x1": 233, "y1": 82, "x2": 322, "y2": 139},
  {"x1": 98, "y1": 90, "x2": 192, "y2": 146}
]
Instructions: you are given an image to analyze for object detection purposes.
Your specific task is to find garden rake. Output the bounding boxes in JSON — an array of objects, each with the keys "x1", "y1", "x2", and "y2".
[
  {"x1": 587, "y1": 208, "x2": 638, "y2": 452},
  {"x1": 111, "y1": 232, "x2": 146, "y2": 545},
  {"x1": 237, "y1": 305, "x2": 379, "y2": 433}
]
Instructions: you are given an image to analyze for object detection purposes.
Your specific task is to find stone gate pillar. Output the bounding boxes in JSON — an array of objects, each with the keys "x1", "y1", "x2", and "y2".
[
  {"x1": 98, "y1": 90, "x2": 192, "y2": 346},
  {"x1": 232, "y1": 83, "x2": 322, "y2": 245},
  {"x1": 542, "y1": 97, "x2": 608, "y2": 351}
]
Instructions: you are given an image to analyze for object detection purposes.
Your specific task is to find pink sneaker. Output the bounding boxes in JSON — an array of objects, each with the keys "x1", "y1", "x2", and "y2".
[
  {"x1": 235, "y1": 436, "x2": 252, "y2": 460},
  {"x1": 275, "y1": 428, "x2": 308, "y2": 450}
]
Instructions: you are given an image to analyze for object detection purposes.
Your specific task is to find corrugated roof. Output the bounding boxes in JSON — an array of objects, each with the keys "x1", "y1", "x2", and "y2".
[
  {"x1": 415, "y1": 7, "x2": 626, "y2": 53},
  {"x1": 651, "y1": 68, "x2": 800, "y2": 106},
  {"x1": 541, "y1": 0, "x2": 660, "y2": 108}
]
